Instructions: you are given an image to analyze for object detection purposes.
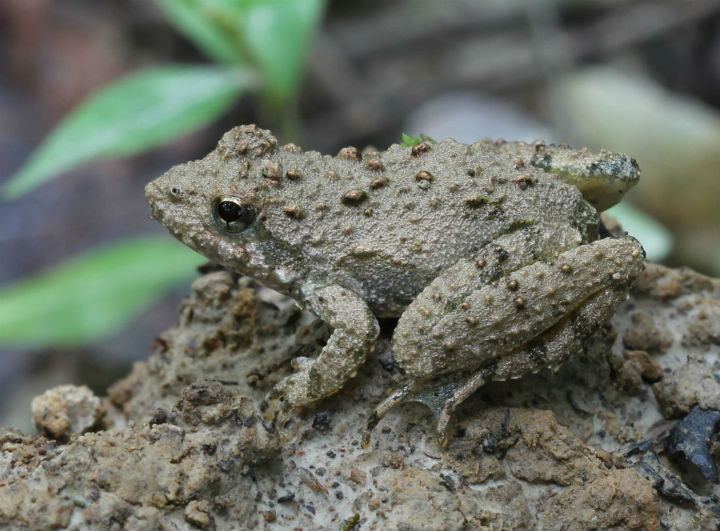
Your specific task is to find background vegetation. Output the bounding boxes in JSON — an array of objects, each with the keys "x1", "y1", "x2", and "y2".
[{"x1": 2, "y1": 0, "x2": 720, "y2": 428}]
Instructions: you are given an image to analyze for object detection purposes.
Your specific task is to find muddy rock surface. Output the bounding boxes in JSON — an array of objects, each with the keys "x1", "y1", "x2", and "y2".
[{"x1": 2, "y1": 265, "x2": 720, "y2": 530}]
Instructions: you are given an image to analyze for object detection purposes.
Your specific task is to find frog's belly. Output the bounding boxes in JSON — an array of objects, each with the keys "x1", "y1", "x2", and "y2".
[{"x1": 349, "y1": 260, "x2": 440, "y2": 318}]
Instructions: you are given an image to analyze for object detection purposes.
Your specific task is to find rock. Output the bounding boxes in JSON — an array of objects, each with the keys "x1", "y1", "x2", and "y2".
[
  {"x1": 2, "y1": 264, "x2": 720, "y2": 530},
  {"x1": 625, "y1": 350, "x2": 664, "y2": 383},
  {"x1": 184, "y1": 500, "x2": 212, "y2": 529},
  {"x1": 652, "y1": 363, "x2": 720, "y2": 418},
  {"x1": 684, "y1": 298, "x2": 720, "y2": 347},
  {"x1": 623, "y1": 311, "x2": 673, "y2": 353},
  {"x1": 665, "y1": 406, "x2": 720, "y2": 482},
  {"x1": 349, "y1": 467, "x2": 366, "y2": 485},
  {"x1": 31, "y1": 384, "x2": 104, "y2": 440}
]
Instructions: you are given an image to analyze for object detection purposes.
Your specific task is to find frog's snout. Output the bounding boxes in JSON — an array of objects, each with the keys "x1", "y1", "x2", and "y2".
[
  {"x1": 144, "y1": 178, "x2": 168, "y2": 223},
  {"x1": 145, "y1": 167, "x2": 190, "y2": 221}
]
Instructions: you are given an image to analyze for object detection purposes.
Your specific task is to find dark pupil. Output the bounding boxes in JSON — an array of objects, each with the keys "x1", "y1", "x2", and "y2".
[{"x1": 218, "y1": 201, "x2": 243, "y2": 223}]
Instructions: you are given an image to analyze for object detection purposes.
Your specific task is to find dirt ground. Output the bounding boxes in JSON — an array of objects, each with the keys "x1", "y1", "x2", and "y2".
[{"x1": 1, "y1": 262, "x2": 719, "y2": 530}]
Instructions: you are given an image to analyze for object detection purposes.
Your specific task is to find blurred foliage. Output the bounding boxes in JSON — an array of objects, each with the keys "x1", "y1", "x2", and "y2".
[
  {"x1": 156, "y1": 0, "x2": 325, "y2": 107},
  {"x1": 0, "y1": 237, "x2": 205, "y2": 348},
  {"x1": 0, "y1": 0, "x2": 326, "y2": 349},
  {"x1": 3, "y1": 0, "x2": 325, "y2": 200},
  {"x1": 556, "y1": 66, "x2": 720, "y2": 272},
  {"x1": 606, "y1": 203, "x2": 672, "y2": 263},
  {"x1": 3, "y1": 66, "x2": 256, "y2": 199}
]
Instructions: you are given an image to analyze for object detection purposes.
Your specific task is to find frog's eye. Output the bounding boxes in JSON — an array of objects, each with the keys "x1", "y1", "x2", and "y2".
[{"x1": 212, "y1": 197, "x2": 257, "y2": 233}]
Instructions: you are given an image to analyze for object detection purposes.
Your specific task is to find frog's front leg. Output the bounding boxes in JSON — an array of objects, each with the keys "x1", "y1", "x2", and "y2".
[{"x1": 268, "y1": 284, "x2": 379, "y2": 414}]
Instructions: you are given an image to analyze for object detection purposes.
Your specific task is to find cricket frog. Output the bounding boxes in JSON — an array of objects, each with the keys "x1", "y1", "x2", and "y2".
[{"x1": 145, "y1": 124, "x2": 645, "y2": 442}]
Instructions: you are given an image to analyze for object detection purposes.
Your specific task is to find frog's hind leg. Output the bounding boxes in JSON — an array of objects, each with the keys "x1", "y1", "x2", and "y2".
[
  {"x1": 435, "y1": 371, "x2": 488, "y2": 444},
  {"x1": 363, "y1": 379, "x2": 463, "y2": 447},
  {"x1": 434, "y1": 283, "x2": 632, "y2": 444},
  {"x1": 365, "y1": 384, "x2": 414, "y2": 435},
  {"x1": 370, "y1": 234, "x2": 644, "y2": 445}
]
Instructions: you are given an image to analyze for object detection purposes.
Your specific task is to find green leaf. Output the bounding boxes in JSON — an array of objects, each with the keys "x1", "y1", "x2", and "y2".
[
  {"x1": 400, "y1": 133, "x2": 436, "y2": 147},
  {"x1": 0, "y1": 236, "x2": 206, "y2": 349},
  {"x1": 240, "y1": 0, "x2": 326, "y2": 107},
  {"x1": 3, "y1": 65, "x2": 255, "y2": 200},
  {"x1": 154, "y1": 0, "x2": 246, "y2": 64},
  {"x1": 400, "y1": 133, "x2": 421, "y2": 147}
]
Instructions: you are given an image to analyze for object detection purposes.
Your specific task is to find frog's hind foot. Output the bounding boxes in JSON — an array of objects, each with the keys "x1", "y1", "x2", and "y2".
[
  {"x1": 363, "y1": 384, "x2": 415, "y2": 447},
  {"x1": 435, "y1": 371, "x2": 489, "y2": 446},
  {"x1": 363, "y1": 375, "x2": 489, "y2": 447}
]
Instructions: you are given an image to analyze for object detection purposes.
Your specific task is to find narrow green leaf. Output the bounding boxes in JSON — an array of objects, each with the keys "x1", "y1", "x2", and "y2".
[
  {"x1": 0, "y1": 236, "x2": 206, "y2": 348},
  {"x1": 154, "y1": 0, "x2": 246, "y2": 64},
  {"x1": 3, "y1": 65, "x2": 255, "y2": 200},
  {"x1": 240, "y1": 0, "x2": 326, "y2": 106}
]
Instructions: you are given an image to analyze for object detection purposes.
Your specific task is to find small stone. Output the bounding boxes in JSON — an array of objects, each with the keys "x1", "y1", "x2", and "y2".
[
  {"x1": 625, "y1": 350, "x2": 663, "y2": 383},
  {"x1": 238, "y1": 161, "x2": 250, "y2": 179},
  {"x1": 184, "y1": 500, "x2": 211, "y2": 529},
  {"x1": 31, "y1": 385, "x2": 104, "y2": 440},
  {"x1": 382, "y1": 452, "x2": 405, "y2": 469},
  {"x1": 349, "y1": 467, "x2": 367, "y2": 485},
  {"x1": 653, "y1": 363, "x2": 720, "y2": 418},
  {"x1": 313, "y1": 410, "x2": 335, "y2": 431},
  {"x1": 623, "y1": 312, "x2": 673, "y2": 353},
  {"x1": 257, "y1": 140, "x2": 274, "y2": 156},
  {"x1": 278, "y1": 492, "x2": 296, "y2": 504},
  {"x1": 415, "y1": 171, "x2": 434, "y2": 182},
  {"x1": 507, "y1": 279, "x2": 519, "y2": 291}
]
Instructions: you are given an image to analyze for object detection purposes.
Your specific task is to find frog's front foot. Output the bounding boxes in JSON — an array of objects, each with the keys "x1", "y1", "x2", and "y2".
[
  {"x1": 265, "y1": 284, "x2": 379, "y2": 423},
  {"x1": 263, "y1": 374, "x2": 297, "y2": 415}
]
